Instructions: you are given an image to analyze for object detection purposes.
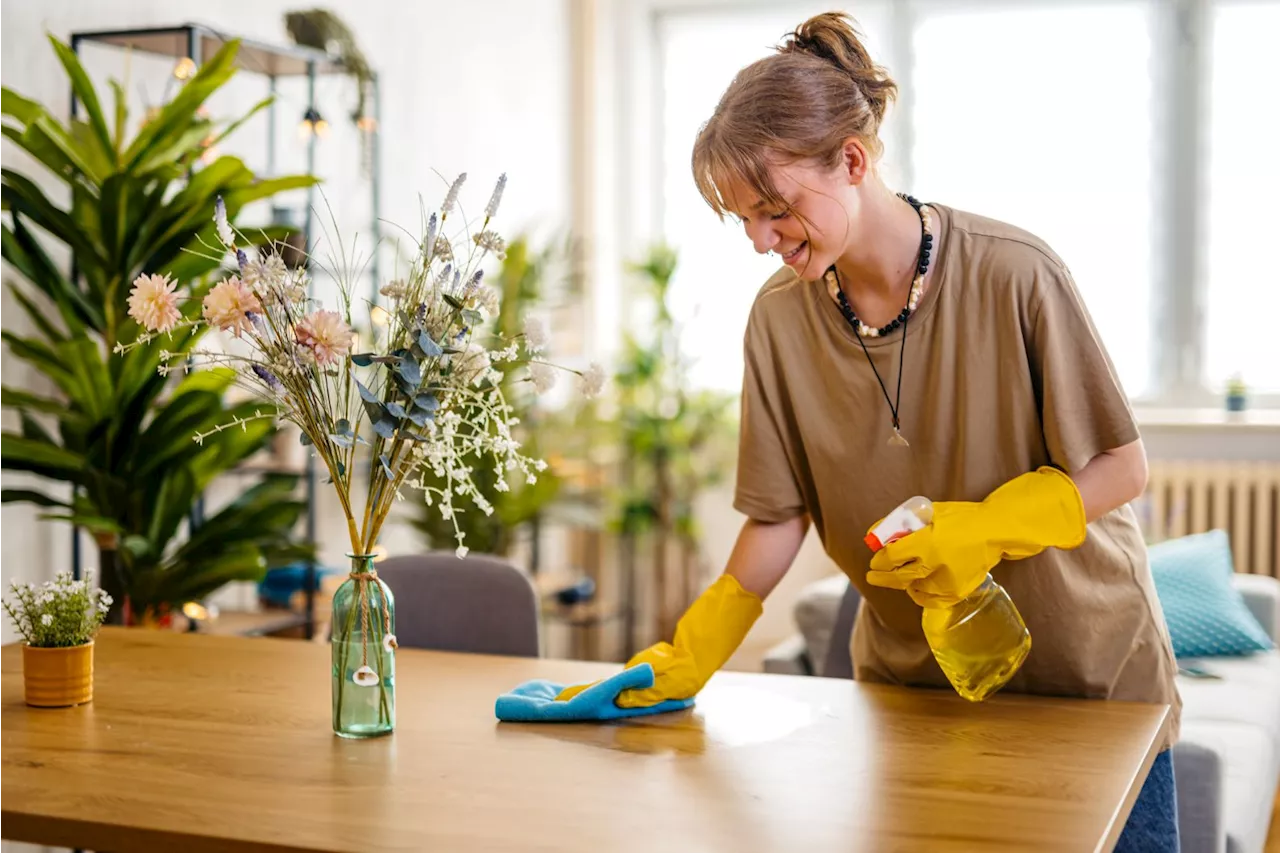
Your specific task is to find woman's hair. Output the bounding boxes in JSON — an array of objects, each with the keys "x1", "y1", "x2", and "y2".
[{"x1": 692, "y1": 11, "x2": 898, "y2": 220}]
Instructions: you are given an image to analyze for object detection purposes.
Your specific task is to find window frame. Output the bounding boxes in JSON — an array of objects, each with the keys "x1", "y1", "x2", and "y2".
[{"x1": 601, "y1": 0, "x2": 1277, "y2": 408}]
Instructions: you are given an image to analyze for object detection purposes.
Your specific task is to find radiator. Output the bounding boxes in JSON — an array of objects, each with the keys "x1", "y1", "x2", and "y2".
[{"x1": 1139, "y1": 461, "x2": 1280, "y2": 577}]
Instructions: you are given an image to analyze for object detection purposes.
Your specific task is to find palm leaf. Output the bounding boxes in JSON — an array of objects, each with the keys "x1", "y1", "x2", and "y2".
[{"x1": 47, "y1": 35, "x2": 114, "y2": 162}]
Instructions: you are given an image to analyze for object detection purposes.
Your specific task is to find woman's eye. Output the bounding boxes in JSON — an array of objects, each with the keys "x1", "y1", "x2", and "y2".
[{"x1": 770, "y1": 210, "x2": 790, "y2": 221}]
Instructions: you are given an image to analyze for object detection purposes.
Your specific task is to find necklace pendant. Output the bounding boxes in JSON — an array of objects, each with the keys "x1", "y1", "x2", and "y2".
[{"x1": 888, "y1": 427, "x2": 910, "y2": 448}]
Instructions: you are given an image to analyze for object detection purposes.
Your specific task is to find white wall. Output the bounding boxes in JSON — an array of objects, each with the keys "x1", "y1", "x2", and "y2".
[{"x1": 0, "y1": 0, "x2": 572, "y2": 640}]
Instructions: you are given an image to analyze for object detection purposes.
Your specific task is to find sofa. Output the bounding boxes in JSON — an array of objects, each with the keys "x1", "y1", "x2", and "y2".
[{"x1": 763, "y1": 572, "x2": 1280, "y2": 853}]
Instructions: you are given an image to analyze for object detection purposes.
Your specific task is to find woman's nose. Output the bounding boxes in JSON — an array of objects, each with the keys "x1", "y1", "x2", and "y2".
[{"x1": 746, "y1": 220, "x2": 779, "y2": 256}]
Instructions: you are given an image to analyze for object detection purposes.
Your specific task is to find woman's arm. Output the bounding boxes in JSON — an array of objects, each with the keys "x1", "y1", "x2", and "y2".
[
  {"x1": 1070, "y1": 437, "x2": 1149, "y2": 523},
  {"x1": 727, "y1": 514, "x2": 811, "y2": 598}
]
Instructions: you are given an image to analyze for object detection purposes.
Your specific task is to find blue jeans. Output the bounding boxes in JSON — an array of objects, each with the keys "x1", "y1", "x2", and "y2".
[{"x1": 1115, "y1": 749, "x2": 1180, "y2": 852}]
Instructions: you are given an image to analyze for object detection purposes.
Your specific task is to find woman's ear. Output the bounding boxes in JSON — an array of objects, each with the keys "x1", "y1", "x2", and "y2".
[{"x1": 842, "y1": 137, "x2": 870, "y2": 186}]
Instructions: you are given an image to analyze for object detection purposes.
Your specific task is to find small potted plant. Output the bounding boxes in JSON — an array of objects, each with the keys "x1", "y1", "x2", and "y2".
[
  {"x1": 1226, "y1": 374, "x2": 1249, "y2": 412},
  {"x1": 4, "y1": 572, "x2": 111, "y2": 707}
]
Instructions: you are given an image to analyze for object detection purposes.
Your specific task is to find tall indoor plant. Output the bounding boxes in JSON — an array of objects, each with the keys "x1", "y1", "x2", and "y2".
[
  {"x1": 611, "y1": 245, "x2": 737, "y2": 644},
  {"x1": 1, "y1": 36, "x2": 317, "y2": 623}
]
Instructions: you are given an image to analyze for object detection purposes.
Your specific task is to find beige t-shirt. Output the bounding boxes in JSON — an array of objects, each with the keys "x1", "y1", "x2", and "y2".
[{"x1": 736, "y1": 203, "x2": 1181, "y2": 742}]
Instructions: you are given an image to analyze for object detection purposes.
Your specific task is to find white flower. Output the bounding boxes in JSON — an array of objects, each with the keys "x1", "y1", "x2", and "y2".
[
  {"x1": 478, "y1": 287, "x2": 501, "y2": 317},
  {"x1": 578, "y1": 362, "x2": 606, "y2": 398},
  {"x1": 263, "y1": 254, "x2": 287, "y2": 284},
  {"x1": 523, "y1": 315, "x2": 549, "y2": 352},
  {"x1": 202, "y1": 276, "x2": 262, "y2": 337},
  {"x1": 432, "y1": 237, "x2": 454, "y2": 264},
  {"x1": 383, "y1": 634, "x2": 398, "y2": 652},
  {"x1": 380, "y1": 279, "x2": 408, "y2": 300},
  {"x1": 40, "y1": 614, "x2": 52, "y2": 627},
  {"x1": 442, "y1": 173, "x2": 466, "y2": 216},
  {"x1": 528, "y1": 362, "x2": 557, "y2": 393},
  {"x1": 214, "y1": 197, "x2": 234, "y2": 247},
  {"x1": 484, "y1": 173, "x2": 507, "y2": 219},
  {"x1": 127, "y1": 274, "x2": 182, "y2": 333},
  {"x1": 455, "y1": 545, "x2": 470, "y2": 559},
  {"x1": 352, "y1": 666, "x2": 379, "y2": 687},
  {"x1": 473, "y1": 229, "x2": 506, "y2": 259}
]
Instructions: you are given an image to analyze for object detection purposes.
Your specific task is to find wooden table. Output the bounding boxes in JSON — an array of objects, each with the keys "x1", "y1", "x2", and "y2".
[{"x1": 2, "y1": 628, "x2": 1169, "y2": 853}]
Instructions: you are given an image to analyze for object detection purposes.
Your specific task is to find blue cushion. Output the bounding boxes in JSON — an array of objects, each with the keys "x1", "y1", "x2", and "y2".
[
  {"x1": 494, "y1": 663, "x2": 694, "y2": 722},
  {"x1": 1148, "y1": 530, "x2": 1274, "y2": 658}
]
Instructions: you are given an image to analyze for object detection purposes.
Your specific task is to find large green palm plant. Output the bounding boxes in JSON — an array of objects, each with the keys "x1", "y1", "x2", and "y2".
[{"x1": 1, "y1": 36, "x2": 317, "y2": 621}]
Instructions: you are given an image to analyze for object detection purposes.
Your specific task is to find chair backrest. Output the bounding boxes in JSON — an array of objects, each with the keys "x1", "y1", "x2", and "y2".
[
  {"x1": 371, "y1": 553, "x2": 540, "y2": 657},
  {"x1": 821, "y1": 580, "x2": 862, "y2": 679}
]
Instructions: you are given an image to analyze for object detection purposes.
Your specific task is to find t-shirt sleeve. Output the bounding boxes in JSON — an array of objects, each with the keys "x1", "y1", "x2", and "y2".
[
  {"x1": 1027, "y1": 261, "x2": 1140, "y2": 474},
  {"x1": 733, "y1": 310, "x2": 808, "y2": 523}
]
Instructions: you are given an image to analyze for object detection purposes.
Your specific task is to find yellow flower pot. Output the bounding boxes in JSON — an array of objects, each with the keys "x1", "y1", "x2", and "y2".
[{"x1": 22, "y1": 641, "x2": 94, "y2": 708}]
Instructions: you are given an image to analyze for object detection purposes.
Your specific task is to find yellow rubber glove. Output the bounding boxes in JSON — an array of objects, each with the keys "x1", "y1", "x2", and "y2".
[
  {"x1": 865, "y1": 467, "x2": 1087, "y2": 608},
  {"x1": 556, "y1": 574, "x2": 763, "y2": 708}
]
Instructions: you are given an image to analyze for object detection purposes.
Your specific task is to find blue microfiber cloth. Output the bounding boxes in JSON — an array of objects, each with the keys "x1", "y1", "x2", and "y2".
[{"x1": 494, "y1": 663, "x2": 694, "y2": 722}]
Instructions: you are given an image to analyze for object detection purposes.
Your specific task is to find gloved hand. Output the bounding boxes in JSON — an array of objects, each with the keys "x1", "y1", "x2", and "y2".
[
  {"x1": 865, "y1": 467, "x2": 1087, "y2": 608},
  {"x1": 495, "y1": 663, "x2": 694, "y2": 722},
  {"x1": 556, "y1": 573, "x2": 763, "y2": 708}
]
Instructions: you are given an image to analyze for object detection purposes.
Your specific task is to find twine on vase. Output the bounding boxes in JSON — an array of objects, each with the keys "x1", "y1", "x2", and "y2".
[{"x1": 349, "y1": 567, "x2": 394, "y2": 668}]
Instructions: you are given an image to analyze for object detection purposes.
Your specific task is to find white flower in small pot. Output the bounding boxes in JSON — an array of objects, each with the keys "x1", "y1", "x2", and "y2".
[{"x1": 3, "y1": 571, "x2": 111, "y2": 707}]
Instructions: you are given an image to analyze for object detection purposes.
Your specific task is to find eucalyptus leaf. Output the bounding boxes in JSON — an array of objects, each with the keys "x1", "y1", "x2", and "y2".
[
  {"x1": 462, "y1": 309, "x2": 483, "y2": 328},
  {"x1": 414, "y1": 393, "x2": 439, "y2": 413},
  {"x1": 442, "y1": 293, "x2": 464, "y2": 310},
  {"x1": 372, "y1": 416, "x2": 398, "y2": 439},
  {"x1": 407, "y1": 408, "x2": 431, "y2": 427},
  {"x1": 417, "y1": 330, "x2": 443, "y2": 357},
  {"x1": 335, "y1": 418, "x2": 353, "y2": 437},
  {"x1": 380, "y1": 454, "x2": 394, "y2": 479},
  {"x1": 329, "y1": 434, "x2": 353, "y2": 449},
  {"x1": 356, "y1": 379, "x2": 380, "y2": 404},
  {"x1": 350, "y1": 352, "x2": 375, "y2": 367},
  {"x1": 299, "y1": 431, "x2": 313, "y2": 447},
  {"x1": 385, "y1": 401, "x2": 408, "y2": 420},
  {"x1": 398, "y1": 356, "x2": 422, "y2": 386}
]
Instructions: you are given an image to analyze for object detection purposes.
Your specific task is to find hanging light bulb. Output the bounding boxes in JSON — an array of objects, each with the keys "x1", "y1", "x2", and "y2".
[
  {"x1": 371, "y1": 544, "x2": 389, "y2": 563},
  {"x1": 298, "y1": 107, "x2": 326, "y2": 140},
  {"x1": 356, "y1": 114, "x2": 378, "y2": 133},
  {"x1": 173, "y1": 57, "x2": 197, "y2": 80}
]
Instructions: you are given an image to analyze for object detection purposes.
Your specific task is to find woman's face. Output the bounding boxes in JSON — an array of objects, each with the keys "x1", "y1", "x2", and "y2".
[{"x1": 722, "y1": 155, "x2": 861, "y2": 281}]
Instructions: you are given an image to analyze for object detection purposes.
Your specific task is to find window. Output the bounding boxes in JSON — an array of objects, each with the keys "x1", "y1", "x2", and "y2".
[
  {"x1": 1205, "y1": 2, "x2": 1280, "y2": 393},
  {"x1": 657, "y1": 5, "x2": 892, "y2": 392},
  {"x1": 640, "y1": 1, "x2": 1276, "y2": 402},
  {"x1": 911, "y1": 4, "x2": 1154, "y2": 396}
]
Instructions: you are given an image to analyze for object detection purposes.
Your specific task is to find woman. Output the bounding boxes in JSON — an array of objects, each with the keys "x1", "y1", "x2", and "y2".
[{"x1": 562, "y1": 12, "x2": 1181, "y2": 849}]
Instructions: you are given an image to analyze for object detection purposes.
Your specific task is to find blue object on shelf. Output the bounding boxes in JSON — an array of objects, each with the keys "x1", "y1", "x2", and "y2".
[
  {"x1": 494, "y1": 663, "x2": 694, "y2": 722},
  {"x1": 258, "y1": 563, "x2": 335, "y2": 609},
  {"x1": 553, "y1": 576, "x2": 596, "y2": 606}
]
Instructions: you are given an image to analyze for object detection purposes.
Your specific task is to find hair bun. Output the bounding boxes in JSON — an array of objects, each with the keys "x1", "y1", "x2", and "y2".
[{"x1": 781, "y1": 12, "x2": 897, "y2": 122}]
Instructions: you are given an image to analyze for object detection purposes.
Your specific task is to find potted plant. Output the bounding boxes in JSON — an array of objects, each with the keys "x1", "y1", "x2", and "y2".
[
  {"x1": 4, "y1": 572, "x2": 111, "y2": 707},
  {"x1": 1, "y1": 36, "x2": 317, "y2": 623},
  {"x1": 1226, "y1": 374, "x2": 1248, "y2": 412}
]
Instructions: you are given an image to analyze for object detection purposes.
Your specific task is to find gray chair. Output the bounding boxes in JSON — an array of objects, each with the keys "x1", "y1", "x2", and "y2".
[{"x1": 371, "y1": 552, "x2": 540, "y2": 657}]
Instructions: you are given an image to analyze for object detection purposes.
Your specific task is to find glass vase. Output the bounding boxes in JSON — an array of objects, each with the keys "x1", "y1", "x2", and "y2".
[{"x1": 331, "y1": 554, "x2": 396, "y2": 738}]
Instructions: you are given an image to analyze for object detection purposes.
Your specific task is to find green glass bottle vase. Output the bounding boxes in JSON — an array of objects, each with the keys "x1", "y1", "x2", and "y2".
[{"x1": 331, "y1": 554, "x2": 396, "y2": 738}]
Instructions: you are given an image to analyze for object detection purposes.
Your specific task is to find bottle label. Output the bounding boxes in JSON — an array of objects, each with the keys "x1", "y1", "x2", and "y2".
[{"x1": 864, "y1": 506, "x2": 928, "y2": 552}]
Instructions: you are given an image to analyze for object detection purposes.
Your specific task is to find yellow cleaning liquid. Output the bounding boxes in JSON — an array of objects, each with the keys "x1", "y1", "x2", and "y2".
[
  {"x1": 867, "y1": 496, "x2": 1031, "y2": 702},
  {"x1": 921, "y1": 575, "x2": 1031, "y2": 702}
]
